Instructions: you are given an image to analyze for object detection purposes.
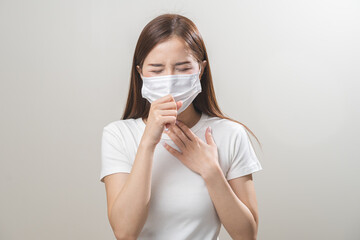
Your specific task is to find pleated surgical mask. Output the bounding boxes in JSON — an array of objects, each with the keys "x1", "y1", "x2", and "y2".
[{"x1": 140, "y1": 66, "x2": 202, "y2": 114}]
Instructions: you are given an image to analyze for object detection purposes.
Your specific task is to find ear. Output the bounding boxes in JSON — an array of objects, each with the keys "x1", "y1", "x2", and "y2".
[
  {"x1": 200, "y1": 60, "x2": 207, "y2": 80},
  {"x1": 136, "y1": 65, "x2": 142, "y2": 76}
]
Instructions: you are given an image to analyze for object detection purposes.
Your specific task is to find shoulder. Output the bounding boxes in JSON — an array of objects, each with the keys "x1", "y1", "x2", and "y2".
[
  {"x1": 103, "y1": 120, "x2": 124, "y2": 132},
  {"x1": 206, "y1": 114, "x2": 247, "y2": 138},
  {"x1": 103, "y1": 118, "x2": 137, "y2": 138}
]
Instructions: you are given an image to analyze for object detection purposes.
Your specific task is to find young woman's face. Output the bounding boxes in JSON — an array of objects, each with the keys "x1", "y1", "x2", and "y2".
[{"x1": 137, "y1": 36, "x2": 206, "y2": 78}]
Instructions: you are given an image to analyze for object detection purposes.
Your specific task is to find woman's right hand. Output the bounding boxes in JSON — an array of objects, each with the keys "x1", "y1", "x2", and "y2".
[{"x1": 141, "y1": 94, "x2": 183, "y2": 148}]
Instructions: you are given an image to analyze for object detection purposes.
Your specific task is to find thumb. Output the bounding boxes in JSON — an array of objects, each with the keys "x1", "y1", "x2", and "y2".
[
  {"x1": 176, "y1": 101, "x2": 183, "y2": 110},
  {"x1": 205, "y1": 126, "x2": 215, "y2": 145}
]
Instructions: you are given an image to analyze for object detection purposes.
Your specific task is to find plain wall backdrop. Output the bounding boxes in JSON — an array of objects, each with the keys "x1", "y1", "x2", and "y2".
[{"x1": 0, "y1": 0, "x2": 359, "y2": 239}]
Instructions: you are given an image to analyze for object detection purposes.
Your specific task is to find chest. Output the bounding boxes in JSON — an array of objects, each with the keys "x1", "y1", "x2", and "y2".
[
  {"x1": 149, "y1": 140, "x2": 215, "y2": 217},
  {"x1": 129, "y1": 131, "x2": 227, "y2": 238}
]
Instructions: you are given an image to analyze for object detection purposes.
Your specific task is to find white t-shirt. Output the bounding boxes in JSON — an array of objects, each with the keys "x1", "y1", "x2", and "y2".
[{"x1": 100, "y1": 112, "x2": 263, "y2": 240}]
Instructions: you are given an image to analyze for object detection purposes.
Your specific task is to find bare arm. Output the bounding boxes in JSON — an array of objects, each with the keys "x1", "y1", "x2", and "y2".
[
  {"x1": 104, "y1": 138, "x2": 155, "y2": 240},
  {"x1": 103, "y1": 94, "x2": 181, "y2": 239},
  {"x1": 202, "y1": 166, "x2": 259, "y2": 240}
]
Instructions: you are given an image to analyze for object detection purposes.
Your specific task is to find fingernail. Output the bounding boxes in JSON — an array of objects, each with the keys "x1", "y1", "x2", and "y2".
[{"x1": 208, "y1": 126, "x2": 212, "y2": 133}]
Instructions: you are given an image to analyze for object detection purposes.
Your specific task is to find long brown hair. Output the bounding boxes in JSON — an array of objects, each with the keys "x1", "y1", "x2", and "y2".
[{"x1": 121, "y1": 13, "x2": 262, "y2": 150}]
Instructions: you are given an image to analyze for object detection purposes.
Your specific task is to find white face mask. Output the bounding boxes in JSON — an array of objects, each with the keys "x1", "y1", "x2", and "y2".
[{"x1": 140, "y1": 66, "x2": 202, "y2": 114}]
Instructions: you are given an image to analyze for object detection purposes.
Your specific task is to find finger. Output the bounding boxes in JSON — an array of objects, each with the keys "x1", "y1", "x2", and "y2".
[
  {"x1": 158, "y1": 109, "x2": 178, "y2": 117},
  {"x1": 176, "y1": 101, "x2": 183, "y2": 110},
  {"x1": 157, "y1": 101, "x2": 178, "y2": 110},
  {"x1": 169, "y1": 123, "x2": 192, "y2": 145},
  {"x1": 162, "y1": 142, "x2": 183, "y2": 159},
  {"x1": 156, "y1": 94, "x2": 175, "y2": 104},
  {"x1": 159, "y1": 110, "x2": 177, "y2": 130},
  {"x1": 166, "y1": 125, "x2": 187, "y2": 149},
  {"x1": 205, "y1": 126, "x2": 215, "y2": 146},
  {"x1": 174, "y1": 120, "x2": 197, "y2": 142},
  {"x1": 162, "y1": 116, "x2": 177, "y2": 129}
]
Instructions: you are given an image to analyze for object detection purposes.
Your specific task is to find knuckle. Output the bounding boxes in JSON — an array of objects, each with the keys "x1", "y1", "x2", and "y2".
[{"x1": 155, "y1": 116, "x2": 160, "y2": 124}]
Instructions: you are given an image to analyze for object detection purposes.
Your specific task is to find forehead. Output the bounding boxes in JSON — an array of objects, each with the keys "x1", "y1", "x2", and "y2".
[{"x1": 143, "y1": 36, "x2": 196, "y2": 65}]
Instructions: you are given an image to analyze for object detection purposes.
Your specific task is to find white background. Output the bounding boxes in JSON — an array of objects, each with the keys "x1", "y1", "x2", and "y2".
[{"x1": 0, "y1": 0, "x2": 359, "y2": 239}]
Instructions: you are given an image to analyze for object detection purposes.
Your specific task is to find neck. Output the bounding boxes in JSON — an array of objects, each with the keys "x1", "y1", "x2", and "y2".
[
  {"x1": 143, "y1": 104, "x2": 201, "y2": 128},
  {"x1": 176, "y1": 104, "x2": 202, "y2": 128}
]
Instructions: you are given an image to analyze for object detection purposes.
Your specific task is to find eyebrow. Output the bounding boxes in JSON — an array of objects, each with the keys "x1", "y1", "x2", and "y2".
[{"x1": 148, "y1": 61, "x2": 191, "y2": 67}]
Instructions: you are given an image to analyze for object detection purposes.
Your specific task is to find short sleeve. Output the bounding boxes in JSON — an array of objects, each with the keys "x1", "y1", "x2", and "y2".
[
  {"x1": 226, "y1": 125, "x2": 263, "y2": 180},
  {"x1": 99, "y1": 126, "x2": 132, "y2": 183}
]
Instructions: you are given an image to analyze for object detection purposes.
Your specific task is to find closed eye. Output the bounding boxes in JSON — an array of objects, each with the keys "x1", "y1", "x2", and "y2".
[{"x1": 151, "y1": 68, "x2": 191, "y2": 73}]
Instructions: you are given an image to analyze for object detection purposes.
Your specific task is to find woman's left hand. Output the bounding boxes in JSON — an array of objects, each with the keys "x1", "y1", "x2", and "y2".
[{"x1": 162, "y1": 120, "x2": 220, "y2": 177}]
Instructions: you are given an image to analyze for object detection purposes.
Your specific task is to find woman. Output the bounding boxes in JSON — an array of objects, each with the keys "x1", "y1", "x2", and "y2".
[{"x1": 100, "y1": 13, "x2": 263, "y2": 240}]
